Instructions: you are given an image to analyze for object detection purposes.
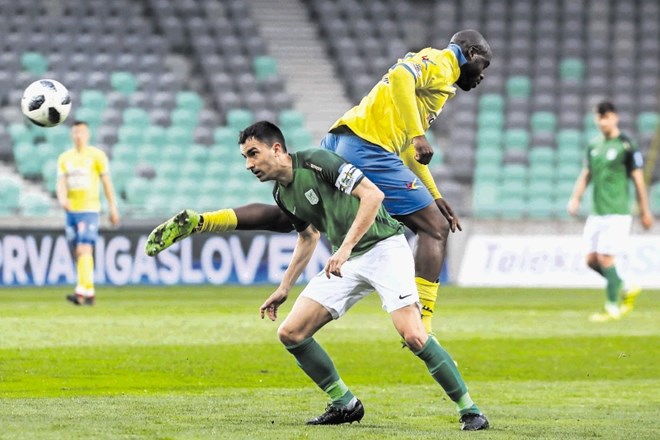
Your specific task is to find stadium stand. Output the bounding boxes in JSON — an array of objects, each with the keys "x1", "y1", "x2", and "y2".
[{"x1": 0, "y1": 0, "x2": 657, "y2": 221}]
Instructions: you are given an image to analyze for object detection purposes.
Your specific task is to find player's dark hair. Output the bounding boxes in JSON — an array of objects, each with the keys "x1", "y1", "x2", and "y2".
[
  {"x1": 594, "y1": 101, "x2": 617, "y2": 115},
  {"x1": 239, "y1": 121, "x2": 287, "y2": 152},
  {"x1": 72, "y1": 120, "x2": 88, "y2": 127},
  {"x1": 450, "y1": 29, "x2": 492, "y2": 60}
]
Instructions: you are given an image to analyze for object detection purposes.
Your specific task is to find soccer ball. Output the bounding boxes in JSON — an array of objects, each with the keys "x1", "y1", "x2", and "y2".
[{"x1": 21, "y1": 79, "x2": 72, "y2": 127}]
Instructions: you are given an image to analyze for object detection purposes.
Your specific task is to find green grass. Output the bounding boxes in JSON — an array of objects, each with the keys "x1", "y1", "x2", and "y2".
[{"x1": 0, "y1": 286, "x2": 658, "y2": 439}]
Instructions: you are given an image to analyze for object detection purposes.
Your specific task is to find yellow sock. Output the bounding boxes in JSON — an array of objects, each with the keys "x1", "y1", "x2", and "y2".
[
  {"x1": 77, "y1": 254, "x2": 95, "y2": 293},
  {"x1": 416, "y1": 277, "x2": 439, "y2": 333},
  {"x1": 199, "y1": 209, "x2": 238, "y2": 233}
]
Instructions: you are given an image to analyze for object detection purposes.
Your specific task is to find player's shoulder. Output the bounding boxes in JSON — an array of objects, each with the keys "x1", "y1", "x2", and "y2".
[
  {"x1": 618, "y1": 132, "x2": 636, "y2": 150},
  {"x1": 88, "y1": 145, "x2": 109, "y2": 159},
  {"x1": 295, "y1": 148, "x2": 343, "y2": 171}
]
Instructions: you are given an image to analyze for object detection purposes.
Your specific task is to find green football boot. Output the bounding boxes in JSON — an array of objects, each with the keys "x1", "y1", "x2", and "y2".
[{"x1": 145, "y1": 209, "x2": 200, "y2": 256}]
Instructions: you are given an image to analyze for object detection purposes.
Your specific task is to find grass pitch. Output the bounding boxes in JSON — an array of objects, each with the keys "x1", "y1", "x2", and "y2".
[{"x1": 0, "y1": 285, "x2": 658, "y2": 439}]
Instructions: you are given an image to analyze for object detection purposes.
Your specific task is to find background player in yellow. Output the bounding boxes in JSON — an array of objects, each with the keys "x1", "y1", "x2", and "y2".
[
  {"x1": 57, "y1": 121, "x2": 120, "y2": 305},
  {"x1": 147, "y1": 29, "x2": 492, "y2": 335}
]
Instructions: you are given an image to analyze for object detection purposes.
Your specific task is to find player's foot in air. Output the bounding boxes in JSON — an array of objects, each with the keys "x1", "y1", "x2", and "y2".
[
  {"x1": 146, "y1": 209, "x2": 200, "y2": 256},
  {"x1": 459, "y1": 412, "x2": 490, "y2": 431},
  {"x1": 588, "y1": 309, "x2": 621, "y2": 322},
  {"x1": 620, "y1": 285, "x2": 642, "y2": 315},
  {"x1": 306, "y1": 399, "x2": 364, "y2": 425}
]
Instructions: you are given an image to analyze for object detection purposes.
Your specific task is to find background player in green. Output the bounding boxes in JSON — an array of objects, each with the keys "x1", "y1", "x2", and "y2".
[
  {"x1": 568, "y1": 101, "x2": 653, "y2": 322},
  {"x1": 150, "y1": 121, "x2": 489, "y2": 430}
]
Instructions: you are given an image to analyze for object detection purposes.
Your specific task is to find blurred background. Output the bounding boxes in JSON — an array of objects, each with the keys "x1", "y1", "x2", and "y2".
[{"x1": 0, "y1": 0, "x2": 658, "y2": 285}]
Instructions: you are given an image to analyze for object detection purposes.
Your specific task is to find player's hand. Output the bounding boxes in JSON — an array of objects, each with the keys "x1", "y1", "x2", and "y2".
[
  {"x1": 59, "y1": 200, "x2": 71, "y2": 211},
  {"x1": 567, "y1": 197, "x2": 580, "y2": 216},
  {"x1": 412, "y1": 136, "x2": 434, "y2": 165},
  {"x1": 641, "y1": 211, "x2": 654, "y2": 230},
  {"x1": 324, "y1": 247, "x2": 351, "y2": 278},
  {"x1": 109, "y1": 207, "x2": 120, "y2": 227},
  {"x1": 260, "y1": 287, "x2": 289, "y2": 321},
  {"x1": 435, "y1": 198, "x2": 462, "y2": 232}
]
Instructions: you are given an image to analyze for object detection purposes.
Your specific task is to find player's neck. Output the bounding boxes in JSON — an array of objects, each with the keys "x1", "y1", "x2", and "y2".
[
  {"x1": 74, "y1": 143, "x2": 87, "y2": 152},
  {"x1": 276, "y1": 156, "x2": 294, "y2": 186},
  {"x1": 604, "y1": 127, "x2": 620, "y2": 140}
]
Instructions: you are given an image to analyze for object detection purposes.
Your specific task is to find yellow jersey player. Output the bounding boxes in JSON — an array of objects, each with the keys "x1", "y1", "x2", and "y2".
[
  {"x1": 57, "y1": 121, "x2": 120, "y2": 305},
  {"x1": 146, "y1": 29, "x2": 492, "y2": 335}
]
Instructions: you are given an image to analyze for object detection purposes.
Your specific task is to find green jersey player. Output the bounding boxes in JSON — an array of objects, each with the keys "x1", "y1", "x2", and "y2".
[
  {"x1": 568, "y1": 101, "x2": 653, "y2": 322},
  {"x1": 147, "y1": 121, "x2": 488, "y2": 430}
]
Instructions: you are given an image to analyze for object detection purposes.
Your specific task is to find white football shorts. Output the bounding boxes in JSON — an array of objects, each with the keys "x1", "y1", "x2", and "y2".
[
  {"x1": 583, "y1": 214, "x2": 632, "y2": 256},
  {"x1": 299, "y1": 234, "x2": 419, "y2": 319}
]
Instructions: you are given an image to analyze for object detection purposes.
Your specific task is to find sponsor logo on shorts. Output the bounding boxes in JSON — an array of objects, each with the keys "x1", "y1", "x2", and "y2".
[
  {"x1": 405, "y1": 178, "x2": 419, "y2": 190},
  {"x1": 398, "y1": 293, "x2": 413, "y2": 300}
]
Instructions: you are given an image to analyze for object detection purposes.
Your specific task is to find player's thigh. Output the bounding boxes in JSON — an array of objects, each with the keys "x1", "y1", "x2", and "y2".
[
  {"x1": 362, "y1": 235, "x2": 419, "y2": 313},
  {"x1": 394, "y1": 202, "x2": 447, "y2": 238},
  {"x1": 299, "y1": 263, "x2": 374, "y2": 319},
  {"x1": 590, "y1": 215, "x2": 632, "y2": 255},
  {"x1": 279, "y1": 297, "x2": 333, "y2": 341}
]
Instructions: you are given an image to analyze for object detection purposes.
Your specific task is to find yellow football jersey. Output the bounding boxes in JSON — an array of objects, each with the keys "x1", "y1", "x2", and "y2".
[
  {"x1": 57, "y1": 146, "x2": 109, "y2": 212},
  {"x1": 330, "y1": 47, "x2": 460, "y2": 156}
]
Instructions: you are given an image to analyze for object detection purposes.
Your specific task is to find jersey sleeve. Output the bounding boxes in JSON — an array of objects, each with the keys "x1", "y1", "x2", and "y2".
[
  {"x1": 622, "y1": 136, "x2": 643, "y2": 173},
  {"x1": 95, "y1": 149, "x2": 109, "y2": 175},
  {"x1": 302, "y1": 150, "x2": 365, "y2": 195},
  {"x1": 388, "y1": 58, "x2": 425, "y2": 138},
  {"x1": 400, "y1": 146, "x2": 442, "y2": 199},
  {"x1": 272, "y1": 186, "x2": 309, "y2": 232}
]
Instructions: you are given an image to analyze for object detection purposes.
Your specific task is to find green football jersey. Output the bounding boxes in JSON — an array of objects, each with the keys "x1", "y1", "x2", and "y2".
[
  {"x1": 585, "y1": 133, "x2": 643, "y2": 215},
  {"x1": 273, "y1": 149, "x2": 404, "y2": 257}
]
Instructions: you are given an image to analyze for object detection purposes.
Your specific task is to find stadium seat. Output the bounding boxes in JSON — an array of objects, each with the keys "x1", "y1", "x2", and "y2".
[
  {"x1": 80, "y1": 89, "x2": 108, "y2": 110},
  {"x1": 527, "y1": 195, "x2": 555, "y2": 219},
  {"x1": 226, "y1": 109, "x2": 254, "y2": 132},
  {"x1": 214, "y1": 126, "x2": 238, "y2": 147},
  {"x1": 170, "y1": 108, "x2": 199, "y2": 130},
  {"x1": 504, "y1": 129, "x2": 530, "y2": 152},
  {"x1": 111, "y1": 71, "x2": 138, "y2": 95},
  {"x1": 286, "y1": 127, "x2": 315, "y2": 149},
  {"x1": 637, "y1": 112, "x2": 659, "y2": 134},
  {"x1": 21, "y1": 51, "x2": 48, "y2": 75},
  {"x1": 144, "y1": 126, "x2": 167, "y2": 146},
  {"x1": 530, "y1": 112, "x2": 557, "y2": 133},
  {"x1": 122, "y1": 107, "x2": 151, "y2": 127},
  {"x1": 479, "y1": 94, "x2": 505, "y2": 113},
  {"x1": 253, "y1": 55, "x2": 278, "y2": 81},
  {"x1": 165, "y1": 126, "x2": 193, "y2": 146},
  {"x1": 75, "y1": 107, "x2": 103, "y2": 128},
  {"x1": 20, "y1": 192, "x2": 52, "y2": 216},
  {"x1": 506, "y1": 76, "x2": 531, "y2": 98},
  {"x1": 498, "y1": 195, "x2": 526, "y2": 219},
  {"x1": 559, "y1": 58, "x2": 585, "y2": 81},
  {"x1": 175, "y1": 91, "x2": 204, "y2": 113},
  {"x1": 477, "y1": 128, "x2": 503, "y2": 150},
  {"x1": 478, "y1": 110, "x2": 505, "y2": 130},
  {"x1": 0, "y1": 176, "x2": 22, "y2": 214},
  {"x1": 278, "y1": 109, "x2": 305, "y2": 131}
]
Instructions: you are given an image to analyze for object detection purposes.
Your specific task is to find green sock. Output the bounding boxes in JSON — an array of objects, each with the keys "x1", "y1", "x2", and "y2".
[
  {"x1": 602, "y1": 265, "x2": 623, "y2": 304},
  {"x1": 285, "y1": 338, "x2": 354, "y2": 407},
  {"x1": 413, "y1": 337, "x2": 469, "y2": 402}
]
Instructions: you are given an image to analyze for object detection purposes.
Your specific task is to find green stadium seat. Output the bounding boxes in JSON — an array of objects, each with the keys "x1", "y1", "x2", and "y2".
[
  {"x1": 80, "y1": 89, "x2": 107, "y2": 110},
  {"x1": 213, "y1": 126, "x2": 237, "y2": 146},
  {"x1": 473, "y1": 162, "x2": 501, "y2": 184},
  {"x1": 9, "y1": 123, "x2": 33, "y2": 144},
  {"x1": 498, "y1": 195, "x2": 526, "y2": 219},
  {"x1": 21, "y1": 52, "x2": 48, "y2": 76},
  {"x1": 477, "y1": 128, "x2": 503, "y2": 150},
  {"x1": 125, "y1": 177, "x2": 152, "y2": 205},
  {"x1": 502, "y1": 163, "x2": 528, "y2": 181},
  {"x1": 479, "y1": 94, "x2": 504, "y2": 113},
  {"x1": 171, "y1": 108, "x2": 199, "y2": 130},
  {"x1": 41, "y1": 160, "x2": 58, "y2": 194},
  {"x1": 529, "y1": 162, "x2": 556, "y2": 182},
  {"x1": 20, "y1": 193, "x2": 52, "y2": 216},
  {"x1": 144, "y1": 126, "x2": 167, "y2": 146},
  {"x1": 118, "y1": 125, "x2": 145, "y2": 145},
  {"x1": 559, "y1": 58, "x2": 585, "y2": 81},
  {"x1": 175, "y1": 91, "x2": 204, "y2": 113},
  {"x1": 110, "y1": 72, "x2": 138, "y2": 95},
  {"x1": 529, "y1": 147, "x2": 556, "y2": 164},
  {"x1": 0, "y1": 176, "x2": 22, "y2": 214},
  {"x1": 44, "y1": 126, "x2": 71, "y2": 150},
  {"x1": 75, "y1": 107, "x2": 103, "y2": 128},
  {"x1": 583, "y1": 113, "x2": 597, "y2": 132},
  {"x1": 278, "y1": 110, "x2": 305, "y2": 130},
  {"x1": 501, "y1": 179, "x2": 526, "y2": 199},
  {"x1": 180, "y1": 161, "x2": 205, "y2": 177},
  {"x1": 188, "y1": 145, "x2": 209, "y2": 163},
  {"x1": 556, "y1": 163, "x2": 582, "y2": 182},
  {"x1": 226, "y1": 109, "x2": 254, "y2": 132},
  {"x1": 556, "y1": 130, "x2": 582, "y2": 150},
  {"x1": 478, "y1": 110, "x2": 505, "y2": 130},
  {"x1": 287, "y1": 127, "x2": 315, "y2": 149},
  {"x1": 111, "y1": 143, "x2": 138, "y2": 163},
  {"x1": 506, "y1": 76, "x2": 531, "y2": 98},
  {"x1": 123, "y1": 108, "x2": 151, "y2": 127},
  {"x1": 527, "y1": 195, "x2": 555, "y2": 219},
  {"x1": 13, "y1": 142, "x2": 42, "y2": 177},
  {"x1": 531, "y1": 112, "x2": 557, "y2": 133},
  {"x1": 504, "y1": 129, "x2": 530, "y2": 152},
  {"x1": 637, "y1": 112, "x2": 659, "y2": 134},
  {"x1": 109, "y1": 161, "x2": 133, "y2": 196},
  {"x1": 253, "y1": 56, "x2": 278, "y2": 81},
  {"x1": 165, "y1": 126, "x2": 193, "y2": 146},
  {"x1": 475, "y1": 146, "x2": 502, "y2": 164},
  {"x1": 136, "y1": 144, "x2": 160, "y2": 164}
]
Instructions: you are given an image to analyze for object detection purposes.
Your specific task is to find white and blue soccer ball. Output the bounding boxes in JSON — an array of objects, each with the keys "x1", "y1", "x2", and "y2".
[{"x1": 21, "y1": 79, "x2": 72, "y2": 127}]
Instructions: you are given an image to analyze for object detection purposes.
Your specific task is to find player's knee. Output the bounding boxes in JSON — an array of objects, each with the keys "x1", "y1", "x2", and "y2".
[
  {"x1": 277, "y1": 323, "x2": 304, "y2": 346},
  {"x1": 402, "y1": 330, "x2": 427, "y2": 352}
]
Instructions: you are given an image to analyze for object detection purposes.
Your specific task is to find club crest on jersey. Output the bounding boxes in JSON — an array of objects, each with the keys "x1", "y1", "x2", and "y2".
[
  {"x1": 304, "y1": 189, "x2": 319, "y2": 205},
  {"x1": 606, "y1": 148, "x2": 617, "y2": 160}
]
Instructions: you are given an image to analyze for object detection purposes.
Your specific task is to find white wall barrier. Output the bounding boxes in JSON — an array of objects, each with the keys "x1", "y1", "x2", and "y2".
[
  {"x1": 0, "y1": 230, "x2": 332, "y2": 287},
  {"x1": 457, "y1": 235, "x2": 660, "y2": 288}
]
